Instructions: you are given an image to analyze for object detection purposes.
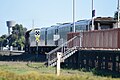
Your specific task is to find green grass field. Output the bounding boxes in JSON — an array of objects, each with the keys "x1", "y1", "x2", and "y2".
[{"x1": 0, "y1": 61, "x2": 119, "y2": 80}]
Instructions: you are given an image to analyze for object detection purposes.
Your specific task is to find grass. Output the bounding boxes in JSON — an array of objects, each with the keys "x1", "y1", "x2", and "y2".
[
  {"x1": 0, "y1": 61, "x2": 56, "y2": 74},
  {"x1": 0, "y1": 61, "x2": 119, "y2": 80}
]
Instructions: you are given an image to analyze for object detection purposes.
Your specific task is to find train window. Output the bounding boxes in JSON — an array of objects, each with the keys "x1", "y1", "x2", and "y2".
[
  {"x1": 70, "y1": 27, "x2": 72, "y2": 32},
  {"x1": 55, "y1": 29, "x2": 58, "y2": 34},
  {"x1": 86, "y1": 25, "x2": 88, "y2": 30}
]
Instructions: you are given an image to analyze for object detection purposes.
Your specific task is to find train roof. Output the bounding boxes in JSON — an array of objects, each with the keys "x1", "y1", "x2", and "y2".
[
  {"x1": 47, "y1": 25, "x2": 58, "y2": 30},
  {"x1": 41, "y1": 27, "x2": 48, "y2": 29},
  {"x1": 58, "y1": 23, "x2": 72, "y2": 28},
  {"x1": 27, "y1": 28, "x2": 40, "y2": 34},
  {"x1": 75, "y1": 20, "x2": 91, "y2": 25}
]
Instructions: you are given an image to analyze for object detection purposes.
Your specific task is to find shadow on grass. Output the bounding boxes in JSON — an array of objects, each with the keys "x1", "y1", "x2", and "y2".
[
  {"x1": 91, "y1": 68, "x2": 120, "y2": 78},
  {"x1": 63, "y1": 67, "x2": 120, "y2": 78}
]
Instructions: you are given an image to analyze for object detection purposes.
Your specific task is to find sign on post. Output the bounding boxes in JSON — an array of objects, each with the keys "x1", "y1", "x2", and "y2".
[
  {"x1": 34, "y1": 29, "x2": 40, "y2": 54},
  {"x1": 34, "y1": 30, "x2": 40, "y2": 42}
]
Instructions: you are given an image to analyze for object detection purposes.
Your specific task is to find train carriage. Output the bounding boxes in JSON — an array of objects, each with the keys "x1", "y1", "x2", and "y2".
[
  {"x1": 47, "y1": 25, "x2": 59, "y2": 46},
  {"x1": 40, "y1": 28, "x2": 47, "y2": 46},
  {"x1": 25, "y1": 19, "x2": 91, "y2": 53},
  {"x1": 74, "y1": 20, "x2": 90, "y2": 32},
  {"x1": 58, "y1": 23, "x2": 72, "y2": 45}
]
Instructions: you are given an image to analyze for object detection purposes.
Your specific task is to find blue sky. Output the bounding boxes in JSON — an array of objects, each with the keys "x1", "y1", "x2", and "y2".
[{"x1": 0, "y1": 0, "x2": 117, "y2": 36}]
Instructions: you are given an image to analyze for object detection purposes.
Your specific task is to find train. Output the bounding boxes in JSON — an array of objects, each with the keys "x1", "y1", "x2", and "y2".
[
  {"x1": 25, "y1": 17, "x2": 117, "y2": 53},
  {"x1": 25, "y1": 20, "x2": 90, "y2": 53}
]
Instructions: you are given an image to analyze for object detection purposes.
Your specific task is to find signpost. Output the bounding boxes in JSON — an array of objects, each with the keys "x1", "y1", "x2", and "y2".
[
  {"x1": 118, "y1": 0, "x2": 120, "y2": 28},
  {"x1": 56, "y1": 52, "x2": 62, "y2": 76},
  {"x1": 34, "y1": 30, "x2": 40, "y2": 54}
]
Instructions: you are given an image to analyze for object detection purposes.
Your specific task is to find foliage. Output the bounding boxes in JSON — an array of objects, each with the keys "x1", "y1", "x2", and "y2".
[
  {"x1": 0, "y1": 24, "x2": 27, "y2": 49},
  {"x1": 12, "y1": 24, "x2": 27, "y2": 37},
  {"x1": 0, "y1": 35, "x2": 7, "y2": 47},
  {"x1": 79, "y1": 68, "x2": 88, "y2": 72},
  {"x1": 7, "y1": 24, "x2": 27, "y2": 49},
  {"x1": 0, "y1": 70, "x2": 120, "y2": 80}
]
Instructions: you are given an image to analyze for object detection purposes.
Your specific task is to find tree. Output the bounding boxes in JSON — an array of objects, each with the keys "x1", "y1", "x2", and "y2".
[
  {"x1": 0, "y1": 24, "x2": 27, "y2": 50},
  {"x1": 12, "y1": 24, "x2": 27, "y2": 38},
  {"x1": 8, "y1": 24, "x2": 27, "y2": 50},
  {"x1": 0, "y1": 34, "x2": 7, "y2": 47}
]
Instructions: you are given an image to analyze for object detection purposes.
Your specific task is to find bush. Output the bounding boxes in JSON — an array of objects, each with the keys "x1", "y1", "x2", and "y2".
[{"x1": 79, "y1": 68, "x2": 88, "y2": 72}]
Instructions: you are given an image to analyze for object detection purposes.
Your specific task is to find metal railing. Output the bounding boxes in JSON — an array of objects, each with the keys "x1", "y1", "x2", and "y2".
[{"x1": 47, "y1": 35, "x2": 82, "y2": 66}]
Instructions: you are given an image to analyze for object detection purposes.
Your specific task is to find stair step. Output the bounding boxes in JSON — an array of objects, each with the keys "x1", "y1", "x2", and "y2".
[{"x1": 49, "y1": 49, "x2": 78, "y2": 66}]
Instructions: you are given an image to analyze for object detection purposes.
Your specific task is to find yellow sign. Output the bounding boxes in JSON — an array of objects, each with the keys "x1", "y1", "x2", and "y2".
[{"x1": 35, "y1": 35, "x2": 40, "y2": 42}]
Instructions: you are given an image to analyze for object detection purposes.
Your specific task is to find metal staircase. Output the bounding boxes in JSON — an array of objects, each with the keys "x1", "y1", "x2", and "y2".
[{"x1": 47, "y1": 35, "x2": 81, "y2": 67}]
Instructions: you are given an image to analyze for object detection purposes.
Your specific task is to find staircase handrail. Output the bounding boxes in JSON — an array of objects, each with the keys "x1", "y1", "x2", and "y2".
[
  {"x1": 47, "y1": 35, "x2": 81, "y2": 66},
  {"x1": 46, "y1": 35, "x2": 80, "y2": 55}
]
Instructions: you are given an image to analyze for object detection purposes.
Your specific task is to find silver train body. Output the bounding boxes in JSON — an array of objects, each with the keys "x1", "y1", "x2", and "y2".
[{"x1": 28, "y1": 20, "x2": 90, "y2": 47}]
